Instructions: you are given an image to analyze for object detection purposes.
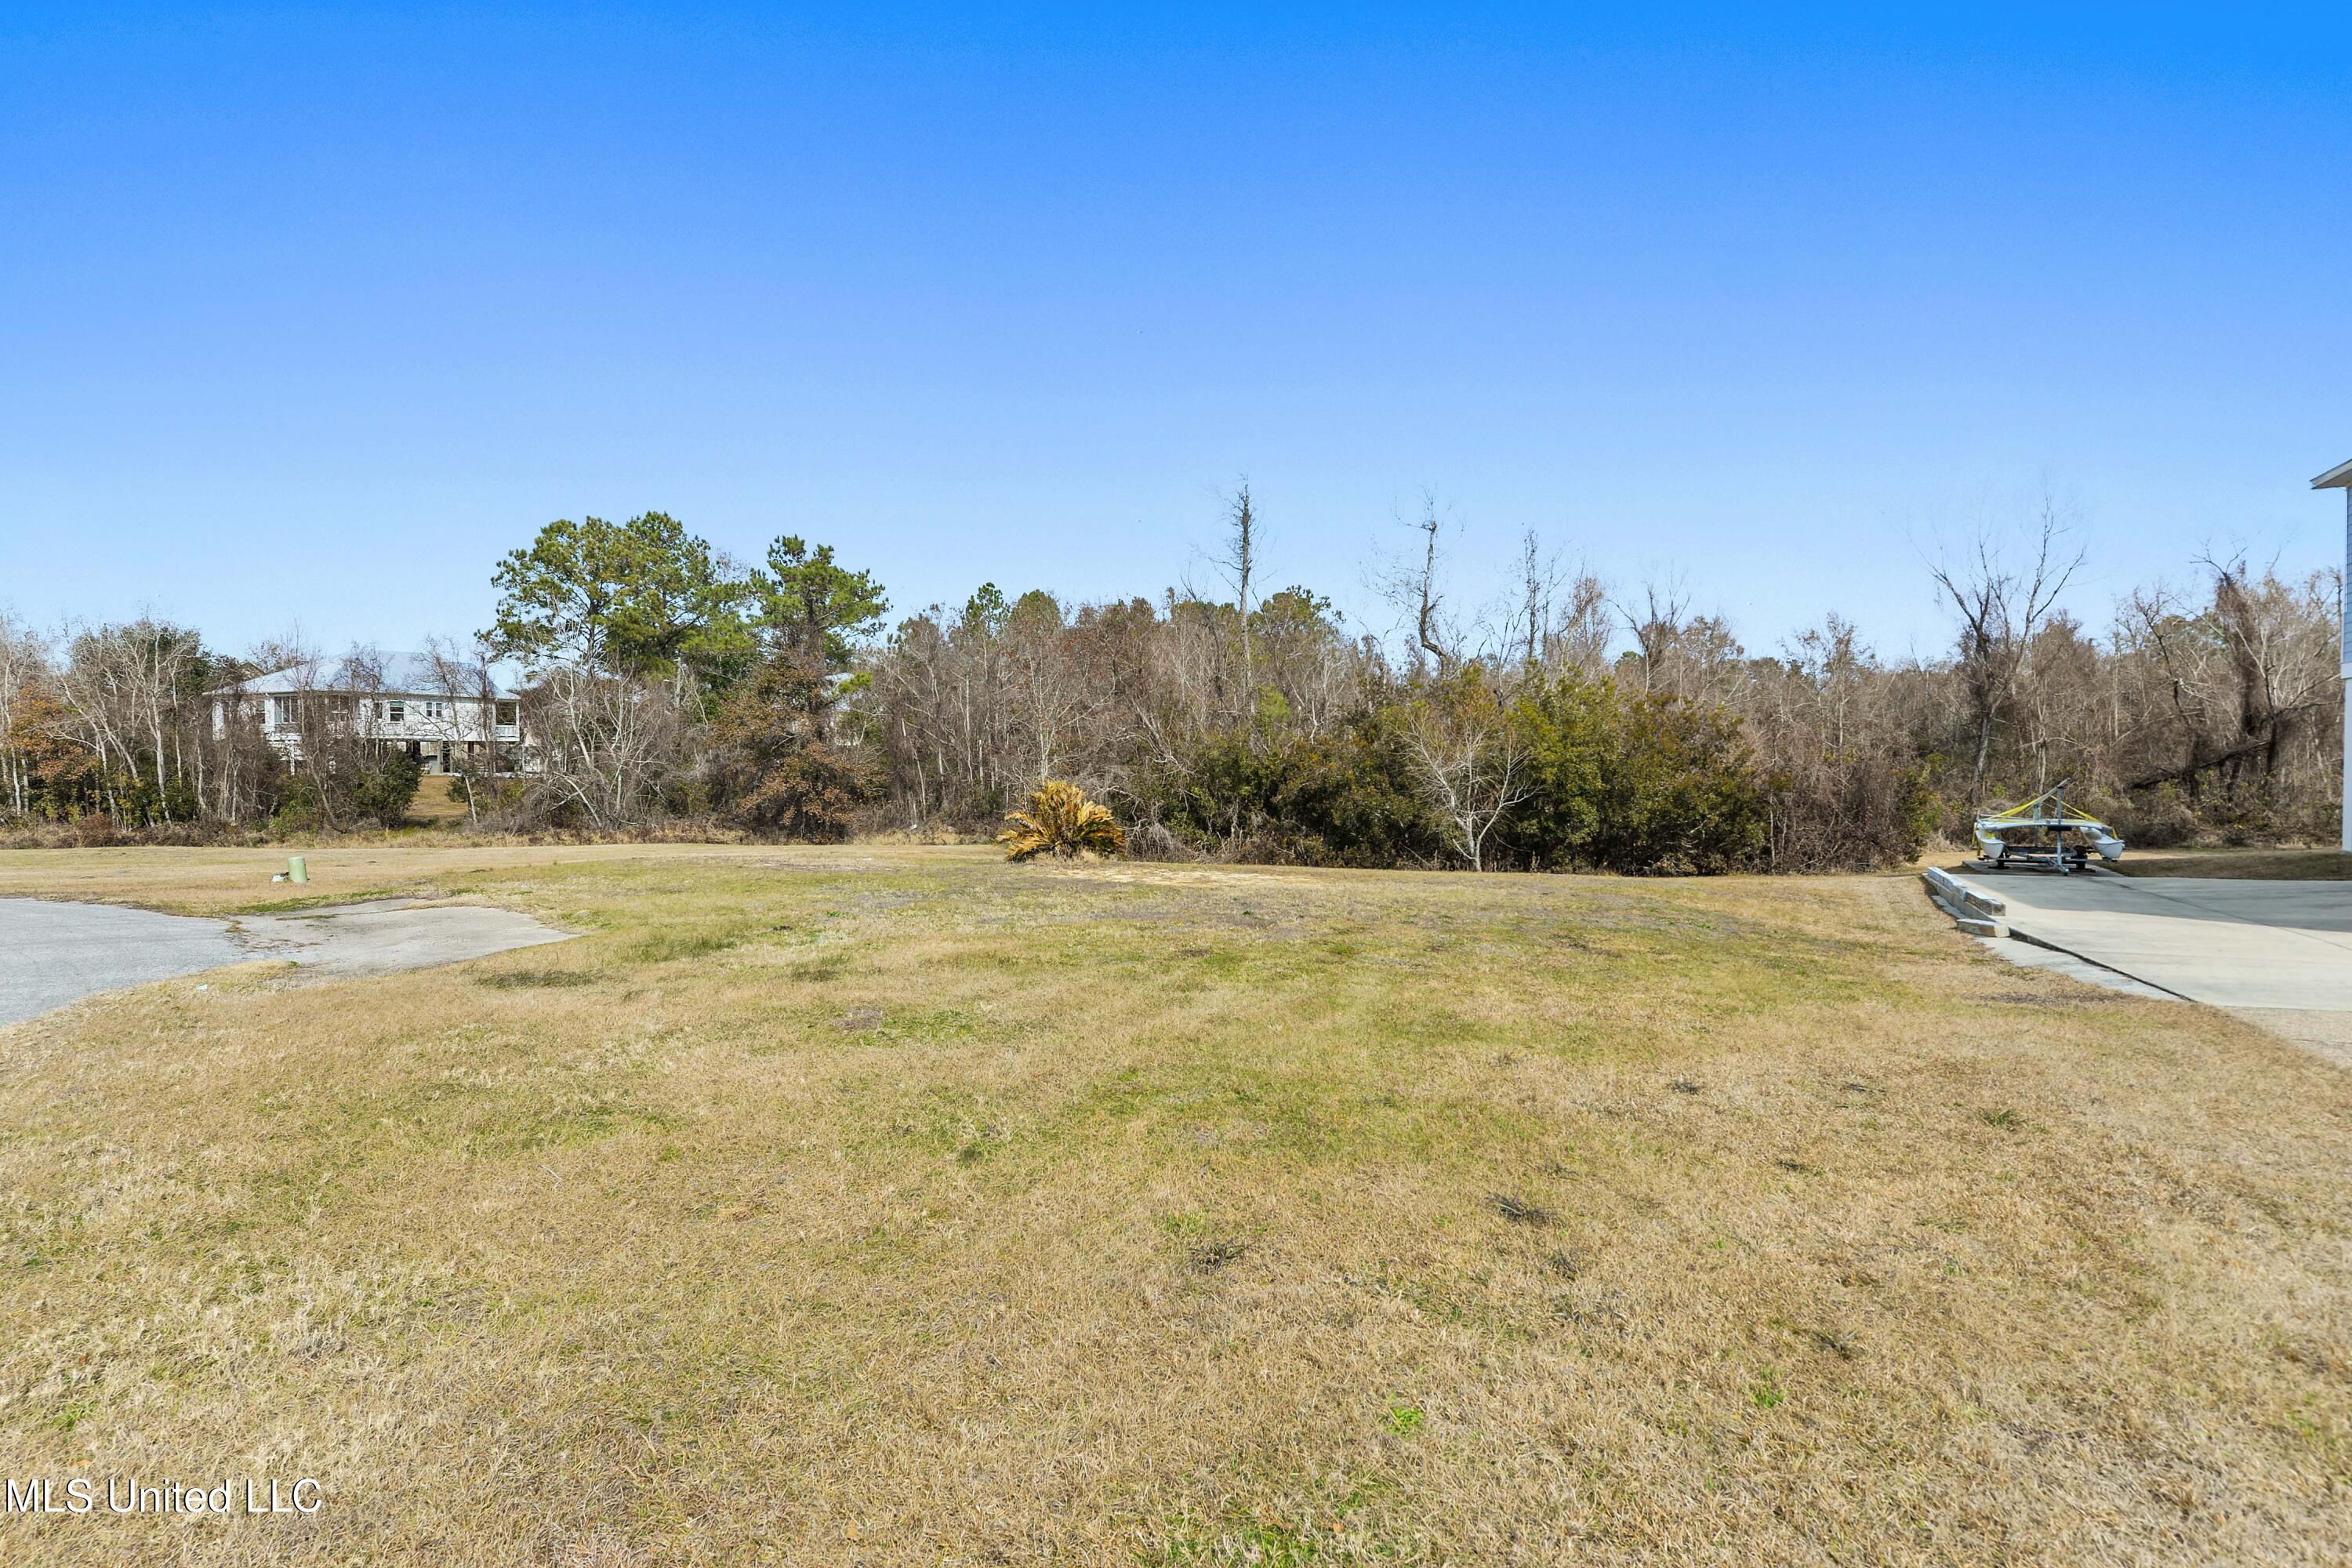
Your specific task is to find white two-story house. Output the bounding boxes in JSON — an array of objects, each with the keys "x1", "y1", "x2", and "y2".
[{"x1": 209, "y1": 652, "x2": 529, "y2": 775}]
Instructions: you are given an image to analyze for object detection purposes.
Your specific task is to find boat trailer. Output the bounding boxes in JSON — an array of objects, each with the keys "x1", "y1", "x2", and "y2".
[{"x1": 1967, "y1": 781, "x2": 2125, "y2": 873}]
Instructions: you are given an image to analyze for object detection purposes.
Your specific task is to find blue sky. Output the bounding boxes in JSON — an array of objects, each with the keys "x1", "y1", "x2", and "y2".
[{"x1": 3, "y1": 5, "x2": 2347, "y2": 663}]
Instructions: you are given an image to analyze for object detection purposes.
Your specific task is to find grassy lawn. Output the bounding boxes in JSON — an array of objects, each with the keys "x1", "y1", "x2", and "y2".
[
  {"x1": 0, "y1": 846, "x2": 2345, "y2": 1564},
  {"x1": 405, "y1": 775, "x2": 479, "y2": 826},
  {"x1": 2109, "y1": 846, "x2": 2352, "y2": 881}
]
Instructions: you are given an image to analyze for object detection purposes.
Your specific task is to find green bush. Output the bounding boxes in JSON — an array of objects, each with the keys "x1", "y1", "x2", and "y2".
[
  {"x1": 1137, "y1": 713, "x2": 1444, "y2": 867},
  {"x1": 1138, "y1": 677, "x2": 1773, "y2": 875},
  {"x1": 347, "y1": 748, "x2": 423, "y2": 829},
  {"x1": 1508, "y1": 675, "x2": 1769, "y2": 874}
]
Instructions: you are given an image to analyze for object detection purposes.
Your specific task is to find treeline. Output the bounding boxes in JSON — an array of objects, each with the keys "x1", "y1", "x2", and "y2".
[
  {"x1": 0, "y1": 624, "x2": 465, "y2": 837},
  {"x1": 1, "y1": 498, "x2": 2341, "y2": 869}
]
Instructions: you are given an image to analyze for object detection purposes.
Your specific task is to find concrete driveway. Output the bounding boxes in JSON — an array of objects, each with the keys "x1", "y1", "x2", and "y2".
[
  {"x1": 1951, "y1": 868, "x2": 2352, "y2": 1061},
  {"x1": 0, "y1": 897, "x2": 575, "y2": 1027}
]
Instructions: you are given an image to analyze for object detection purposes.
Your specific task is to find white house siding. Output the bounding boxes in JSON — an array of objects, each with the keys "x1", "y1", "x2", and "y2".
[{"x1": 207, "y1": 657, "x2": 530, "y2": 775}]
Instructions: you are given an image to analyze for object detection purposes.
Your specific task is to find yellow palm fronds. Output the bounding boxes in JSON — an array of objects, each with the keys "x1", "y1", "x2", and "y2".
[{"x1": 997, "y1": 780, "x2": 1127, "y2": 862}]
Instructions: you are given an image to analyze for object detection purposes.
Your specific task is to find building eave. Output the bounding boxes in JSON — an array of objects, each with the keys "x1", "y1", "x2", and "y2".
[
  {"x1": 201, "y1": 658, "x2": 517, "y2": 701},
  {"x1": 2310, "y1": 457, "x2": 2352, "y2": 489}
]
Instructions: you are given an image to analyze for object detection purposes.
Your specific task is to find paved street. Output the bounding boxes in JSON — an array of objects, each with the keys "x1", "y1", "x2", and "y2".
[
  {"x1": 0, "y1": 898, "x2": 248, "y2": 1026},
  {"x1": 1953, "y1": 868, "x2": 2352, "y2": 1062},
  {"x1": 0, "y1": 897, "x2": 573, "y2": 1027}
]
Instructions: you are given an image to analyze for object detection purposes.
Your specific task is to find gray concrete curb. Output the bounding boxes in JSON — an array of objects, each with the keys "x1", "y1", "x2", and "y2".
[
  {"x1": 1924, "y1": 867, "x2": 2196, "y2": 1001},
  {"x1": 1921, "y1": 866, "x2": 2007, "y2": 938}
]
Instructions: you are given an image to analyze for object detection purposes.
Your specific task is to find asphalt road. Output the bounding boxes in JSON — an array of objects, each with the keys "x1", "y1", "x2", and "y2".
[
  {"x1": 0, "y1": 897, "x2": 574, "y2": 1027},
  {"x1": 0, "y1": 899, "x2": 249, "y2": 1026},
  {"x1": 1952, "y1": 868, "x2": 2352, "y2": 1062}
]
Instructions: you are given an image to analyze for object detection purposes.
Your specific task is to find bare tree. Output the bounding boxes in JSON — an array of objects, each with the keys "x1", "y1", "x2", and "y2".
[
  {"x1": 1616, "y1": 574, "x2": 1688, "y2": 695},
  {"x1": 1615, "y1": 573, "x2": 1743, "y2": 705},
  {"x1": 2120, "y1": 557, "x2": 2338, "y2": 800},
  {"x1": 1744, "y1": 615, "x2": 1933, "y2": 870},
  {"x1": 521, "y1": 668, "x2": 692, "y2": 829},
  {"x1": 1370, "y1": 495, "x2": 1461, "y2": 677},
  {"x1": 1002, "y1": 593, "x2": 1088, "y2": 783},
  {"x1": 1929, "y1": 495, "x2": 2085, "y2": 789},
  {"x1": 1404, "y1": 679, "x2": 1532, "y2": 871},
  {"x1": 1211, "y1": 481, "x2": 1261, "y2": 691},
  {"x1": 1548, "y1": 572, "x2": 1613, "y2": 676},
  {"x1": 278, "y1": 644, "x2": 380, "y2": 832},
  {"x1": 1412, "y1": 499, "x2": 1450, "y2": 676},
  {"x1": 1481, "y1": 532, "x2": 1606, "y2": 676},
  {"x1": 1511, "y1": 530, "x2": 1564, "y2": 670},
  {"x1": 420, "y1": 637, "x2": 508, "y2": 829},
  {"x1": 54, "y1": 619, "x2": 202, "y2": 823},
  {"x1": 0, "y1": 614, "x2": 49, "y2": 818}
]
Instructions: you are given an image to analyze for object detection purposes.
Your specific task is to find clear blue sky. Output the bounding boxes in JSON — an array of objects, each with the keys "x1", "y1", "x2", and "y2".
[{"x1": 3, "y1": 4, "x2": 2347, "y2": 663}]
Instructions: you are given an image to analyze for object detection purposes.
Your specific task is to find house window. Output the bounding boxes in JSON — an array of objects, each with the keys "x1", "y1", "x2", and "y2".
[
  {"x1": 270, "y1": 696, "x2": 293, "y2": 728},
  {"x1": 495, "y1": 700, "x2": 517, "y2": 727},
  {"x1": 422, "y1": 699, "x2": 445, "y2": 721},
  {"x1": 387, "y1": 700, "x2": 405, "y2": 724}
]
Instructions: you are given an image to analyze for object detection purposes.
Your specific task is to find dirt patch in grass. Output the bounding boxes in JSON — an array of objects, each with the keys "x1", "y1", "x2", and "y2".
[{"x1": 0, "y1": 846, "x2": 2346, "y2": 1563}]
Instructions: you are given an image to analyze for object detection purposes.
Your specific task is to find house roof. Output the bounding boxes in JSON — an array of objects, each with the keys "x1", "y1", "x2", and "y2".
[
  {"x1": 2311, "y1": 457, "x2": 2352, "y2": 489},
  {"x1": 209, "y1": 652, "x2": 517, "y2": 699}
]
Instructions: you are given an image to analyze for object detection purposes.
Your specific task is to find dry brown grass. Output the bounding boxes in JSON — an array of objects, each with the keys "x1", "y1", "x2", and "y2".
[
  {"x1": 2111, "y1": 847, "x2": 2352, "y2": 881},
  {"x1": 405, "y1": 775, "x2": 475, "y2": 825},
  {"x1": 0, "y1": 840, "x2": 950, "y2": 916},
  {"x1": 0, "y1": 846, "x2": 2345, "y2": 1565}
]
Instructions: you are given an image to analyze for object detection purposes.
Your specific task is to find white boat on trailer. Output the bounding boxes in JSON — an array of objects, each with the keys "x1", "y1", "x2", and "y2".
[{"x1": 1968, "y1": 781, "x2": 2125, "y2": 873}]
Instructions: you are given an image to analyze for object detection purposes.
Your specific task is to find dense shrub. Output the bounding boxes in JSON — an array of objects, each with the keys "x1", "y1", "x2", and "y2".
[
  {"x1": 1762, "y1": 753, "x2": 1936, "y2": 871},
  {"x1": 348, "y1": 749, "x2": 423, "y2": 828},
  {"x1": 720, "y1": 744, "x2": 873, "y2": 840},
  {"x1": 267, "y1": 747, "x2": 422, "y2": 832},
  {"x1": 1134, "y1": 680, "x2": 1773, "y2": 875},
  {"x1": 1134, "y1": 714, "x2": 1444, "y2": 867},
  {"x1": 1508, "y1": 676, "x2": 1770, "y2": 873}
]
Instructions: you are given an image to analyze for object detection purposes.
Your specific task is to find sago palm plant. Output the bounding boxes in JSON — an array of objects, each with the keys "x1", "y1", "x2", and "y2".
[{"x1": 997, "y1": 780, "x2": 1128, "y2": 861}]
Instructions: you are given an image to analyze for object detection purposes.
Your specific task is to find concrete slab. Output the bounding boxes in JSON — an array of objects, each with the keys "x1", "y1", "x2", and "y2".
[
  {"x1": 231, "y1": 901, "x2": 574, "y2": 979},
  {"x1": 1948, "y1": 870, "x2": 2352, "y2": 1045},
  {"x1": 0, "y1": 898, "x2": 575, "y2": 1026},
  {"x1": 0, "y1": 899, "x2": 246, "y2": 1025},
  {"x1": 2228, "y1": 1009, "x2": 2352, "y2": 1070},
  {"x1": 1969, "y1": 934, "x2": 2179, "y2": 1001}
]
